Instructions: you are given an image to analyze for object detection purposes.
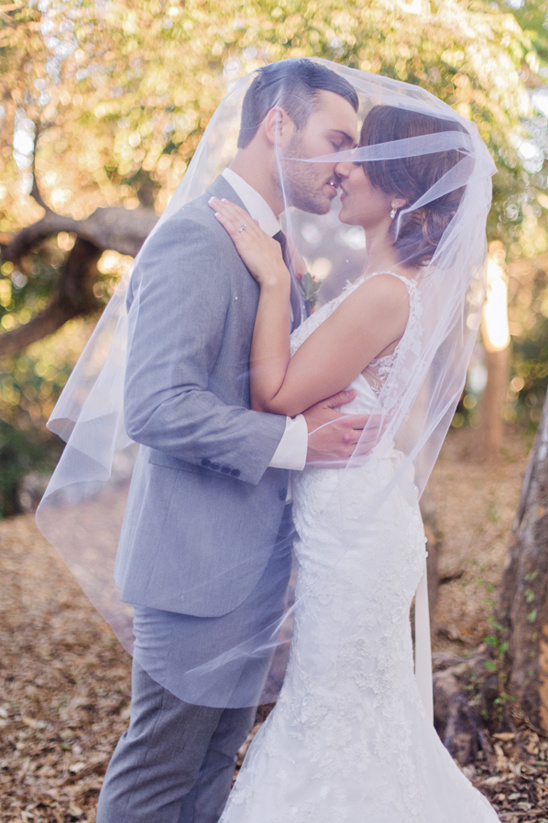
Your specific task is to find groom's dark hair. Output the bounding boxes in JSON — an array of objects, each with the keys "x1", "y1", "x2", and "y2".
[{"x1": 237, "y1": 59, "x2": 359, "y2": 148}]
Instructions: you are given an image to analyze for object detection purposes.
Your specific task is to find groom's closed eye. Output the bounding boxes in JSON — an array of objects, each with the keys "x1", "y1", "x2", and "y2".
[{"x1": 328, "y1": 131, "x2": 356, "y2": 151}]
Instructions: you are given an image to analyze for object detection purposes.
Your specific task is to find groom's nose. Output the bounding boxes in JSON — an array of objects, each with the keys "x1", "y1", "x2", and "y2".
[{"x1": 334, "y1": 161, "x2": 351, "y2": 178}]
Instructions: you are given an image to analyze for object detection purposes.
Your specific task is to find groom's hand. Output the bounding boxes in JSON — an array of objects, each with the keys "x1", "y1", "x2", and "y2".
[{"x1": 303, "y1": 390, "x2": 382, "y2": 464}]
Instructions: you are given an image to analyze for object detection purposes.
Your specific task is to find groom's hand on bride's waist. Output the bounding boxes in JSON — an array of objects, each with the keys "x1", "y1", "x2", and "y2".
[{"x1": 303, "y1": 390, "x2": 384, "y2": 464}]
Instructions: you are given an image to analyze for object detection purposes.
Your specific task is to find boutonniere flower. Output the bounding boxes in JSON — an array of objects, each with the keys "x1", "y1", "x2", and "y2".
[{"x1": 297, "y1": 271, "x2": 321, "y2": 310}]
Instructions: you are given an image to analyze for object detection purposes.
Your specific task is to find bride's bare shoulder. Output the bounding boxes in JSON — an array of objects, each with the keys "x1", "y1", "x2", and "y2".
[{"x1": 352, "y1": 271, "x2": 412, "y2": 309}]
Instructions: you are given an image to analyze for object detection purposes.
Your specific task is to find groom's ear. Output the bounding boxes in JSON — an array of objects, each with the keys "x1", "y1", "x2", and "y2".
[{"x1": 263, "y1": 106, "x2": 296, "y2": 148}]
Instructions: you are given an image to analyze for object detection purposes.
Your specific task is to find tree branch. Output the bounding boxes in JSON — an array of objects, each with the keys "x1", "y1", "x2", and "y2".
[
  {"x1": 1, "y1": 206, "x2": 157, "y2": 264},
  {"x1": 0, "y1": 204, "x2": 158, "y2": 356},
  {"x1": 0, "y1": 296, "x2": 83, "y2": 357},
  {"x1": 0, "y1": 237, "x2": 104, "y2": 358},
  {"x1": 29, "y1": 121, "x2": 50, "y2": 213}
]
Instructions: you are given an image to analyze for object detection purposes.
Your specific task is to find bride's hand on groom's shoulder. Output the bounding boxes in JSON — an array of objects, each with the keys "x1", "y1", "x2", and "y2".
[{"x1": 208, "y1": 197, "x2": 288, "y2": 288}]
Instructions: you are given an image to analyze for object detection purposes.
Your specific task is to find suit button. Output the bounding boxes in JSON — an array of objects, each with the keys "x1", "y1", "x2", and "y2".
[
  {"x1": 231, "y1": 469, "x2": 241, "y2": 477},
  {"x1": 221, "y1": 466, "x2": 231, "y2": 474},
  {"x1": 278, "y1": 488, "x2": 287, "y2": 501},
  {"x1": 201, "y1": 458, "x2": 211, "y2": 467},
  {"x1": 210, "y1": 462, "x2": 220, "y2": 471}
]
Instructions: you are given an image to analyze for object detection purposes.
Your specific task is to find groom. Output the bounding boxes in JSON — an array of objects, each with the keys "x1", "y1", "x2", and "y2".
[{"x1": 97, "y1": 60, "x2": 360, "y2": 822}]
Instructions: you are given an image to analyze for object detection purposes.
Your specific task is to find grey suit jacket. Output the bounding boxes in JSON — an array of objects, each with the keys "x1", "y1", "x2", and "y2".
[{"x1": 114, "y1": 177, "x2": 290, "y2": 618}]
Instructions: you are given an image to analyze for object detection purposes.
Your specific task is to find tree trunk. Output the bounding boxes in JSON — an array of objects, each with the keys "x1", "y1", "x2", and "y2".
[
  {"x1": 497, "y1": 387, "x2": 548, "y2": 732},
  {"x1": 479, "y1": 347, "x2": 510, "y2": 459},
  {"x1": 432, "y1": 389, "x2": 548, "y2": 762},
  {"x1": 477, "y1": 242, "x2": 510, "y2": 460},
  {"x1": 433, "y1": 650, "x2": 499, "y2": 766}
]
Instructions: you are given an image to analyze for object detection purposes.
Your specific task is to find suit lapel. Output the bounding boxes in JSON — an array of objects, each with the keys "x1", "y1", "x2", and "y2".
[{"x1": 206, "y1": 176, "x2": 307, "y2": 331}]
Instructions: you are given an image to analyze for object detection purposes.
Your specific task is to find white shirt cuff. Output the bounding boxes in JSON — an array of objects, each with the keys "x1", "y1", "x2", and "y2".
[{"x1": 268, "y1": 415, "x2": 308, "y2": 470}]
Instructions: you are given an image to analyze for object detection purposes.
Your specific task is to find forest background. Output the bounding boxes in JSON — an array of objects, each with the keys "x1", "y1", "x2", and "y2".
[{"x1": 1, "y1": 1, "x2": 548, "y2": 821}]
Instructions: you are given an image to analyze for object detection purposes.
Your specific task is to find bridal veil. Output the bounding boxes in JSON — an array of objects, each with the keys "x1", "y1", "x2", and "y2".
[{"x1": 36, "y1": 58, "x2": 496, "y2": 711}]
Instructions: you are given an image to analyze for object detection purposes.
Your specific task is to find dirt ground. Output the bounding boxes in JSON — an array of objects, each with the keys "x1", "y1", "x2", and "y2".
[{"x1": 1, "y1": 425, "x2": 547, "y2": 822}]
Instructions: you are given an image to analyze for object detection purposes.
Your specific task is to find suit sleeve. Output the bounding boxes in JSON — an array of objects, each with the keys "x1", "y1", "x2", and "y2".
[{"x1": 123, "y1": 214, "x2": 287, "y2": 486}]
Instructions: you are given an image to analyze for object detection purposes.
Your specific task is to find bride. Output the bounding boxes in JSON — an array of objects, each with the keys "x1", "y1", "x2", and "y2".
[{"x1": 209, "y1": 104, "x2": 501, "y2": 822}]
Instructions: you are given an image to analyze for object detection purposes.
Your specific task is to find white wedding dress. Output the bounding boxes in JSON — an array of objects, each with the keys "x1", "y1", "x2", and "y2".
[{"x1": 219, "y1": 273, "x2": 500, "y2": 823}]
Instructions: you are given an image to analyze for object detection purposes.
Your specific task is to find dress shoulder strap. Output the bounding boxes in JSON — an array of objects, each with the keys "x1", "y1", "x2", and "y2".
[
  {"x1": 365, "y1": 271, "x2": 420, "y2": 325},
  {"x1": 365, "y1": 270, "x2": 418, "y2": 295}
]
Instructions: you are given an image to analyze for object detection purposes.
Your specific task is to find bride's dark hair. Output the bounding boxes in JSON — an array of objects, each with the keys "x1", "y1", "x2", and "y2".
[{"x1": 360, "y1": 106, "x2": 467, "y2": 267}]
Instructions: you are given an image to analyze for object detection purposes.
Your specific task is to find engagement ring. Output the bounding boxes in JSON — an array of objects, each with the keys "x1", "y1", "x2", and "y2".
[{"x1": 238, "y1": 224, "x2": 247, "y2": 232}]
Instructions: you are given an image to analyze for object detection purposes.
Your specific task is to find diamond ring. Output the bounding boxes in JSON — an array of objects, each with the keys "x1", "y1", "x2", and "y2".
[{"x1": 238, "y1": 224, "x2": 247, "y2": 232}]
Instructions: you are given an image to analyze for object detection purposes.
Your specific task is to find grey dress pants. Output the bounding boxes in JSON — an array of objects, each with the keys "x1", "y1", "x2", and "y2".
[
  {"x1": 97, "y1": 507, "x2": 294, "y2": 822},
  {"x1": 96, "y1": 659, "x2": 256, "y2": 823}
]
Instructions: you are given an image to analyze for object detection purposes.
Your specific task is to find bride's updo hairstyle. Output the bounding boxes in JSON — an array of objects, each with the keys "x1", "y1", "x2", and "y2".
[{"x1": 359, "y1": 105, "x2": 466, "y2": 267}]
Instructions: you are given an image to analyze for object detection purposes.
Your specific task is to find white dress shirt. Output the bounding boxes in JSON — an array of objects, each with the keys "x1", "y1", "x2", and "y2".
[{"x1": 222, "y1": 168, "x2": 307, "y2": 472}]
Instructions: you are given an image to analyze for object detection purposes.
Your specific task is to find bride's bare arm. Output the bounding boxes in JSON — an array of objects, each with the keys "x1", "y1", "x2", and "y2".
[
  {"x1": 210, "y1": 197, "x2": 410, "y2": 418},
  {"x1": 263, "y1": 276, "x2": 410, "y2": 416}
]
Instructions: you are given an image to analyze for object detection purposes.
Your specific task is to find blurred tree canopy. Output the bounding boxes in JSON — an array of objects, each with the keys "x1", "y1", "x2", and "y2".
[
  {"x1": 0, "y1": 1, "x2": 544, "y2": 237},
  {"x1": 0, "y1": 0, "x2": 547, "y2": 513}
]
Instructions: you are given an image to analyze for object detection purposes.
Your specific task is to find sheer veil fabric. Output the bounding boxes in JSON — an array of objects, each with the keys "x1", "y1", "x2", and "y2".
[{"x1": 36, "y1": 58, "x2": 495, "y2": 710}]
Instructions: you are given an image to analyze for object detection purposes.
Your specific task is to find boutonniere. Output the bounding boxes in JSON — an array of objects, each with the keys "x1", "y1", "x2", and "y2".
[{"x1": 297, "y1": 271, "x2": 321, "y2": 310}]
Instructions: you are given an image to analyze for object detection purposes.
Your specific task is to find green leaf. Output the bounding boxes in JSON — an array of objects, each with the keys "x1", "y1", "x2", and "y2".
[{"x1": 524, "y1": 588, "x2": 535, "y2": 603}]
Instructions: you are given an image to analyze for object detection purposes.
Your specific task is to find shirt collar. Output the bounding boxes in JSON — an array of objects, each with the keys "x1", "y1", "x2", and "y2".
[{"x1": 222, "y1": 168, "x2": 281, "y2": 238}]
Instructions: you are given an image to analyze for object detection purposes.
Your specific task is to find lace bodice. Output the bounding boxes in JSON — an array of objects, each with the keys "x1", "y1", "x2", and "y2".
[{"x1": 290, "y1": 271, "x2": 422, "y2": 411}]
